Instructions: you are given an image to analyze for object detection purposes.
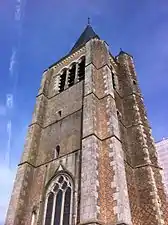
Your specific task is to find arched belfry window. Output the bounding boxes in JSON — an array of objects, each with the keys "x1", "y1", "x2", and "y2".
[
  {"x1": 78, "y1": 57, "x2": 85, "y2": 81},
  {"x1": 44, "y1": 174, "x2": 73, "y2": 225},
  {"x1": 68, "y1": 63, "x2": 76, "y2": 87},
  {"x1": 59, "y1": 69, "x2": 67, "y2": 93}
]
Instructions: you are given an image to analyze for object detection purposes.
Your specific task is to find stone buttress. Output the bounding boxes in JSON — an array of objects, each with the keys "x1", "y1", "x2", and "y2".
[{"x1": 80, "y1": 39, "x2": 132, "y2": 225}]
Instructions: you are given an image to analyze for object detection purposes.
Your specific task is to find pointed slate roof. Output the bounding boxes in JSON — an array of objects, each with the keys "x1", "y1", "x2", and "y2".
[
  {"x1": 70, "y1": 24, "x2": 100, "y2": 53},
  {"x1": 48, "y1": 24, "x2": 100, "y2": 69},
  {"x1": 115, "y1": 49, "x2": 133, "y2": 59}
]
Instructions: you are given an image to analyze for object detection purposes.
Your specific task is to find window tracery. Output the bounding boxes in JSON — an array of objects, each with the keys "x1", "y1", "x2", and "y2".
[{"x1": 44, "y1": 174, "x2": 73, "y2": 225}]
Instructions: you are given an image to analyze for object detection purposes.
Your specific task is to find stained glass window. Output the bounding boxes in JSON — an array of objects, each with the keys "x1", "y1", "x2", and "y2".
[{"x1": 44, "y1": 174, "x2": 72, "y2": 225}]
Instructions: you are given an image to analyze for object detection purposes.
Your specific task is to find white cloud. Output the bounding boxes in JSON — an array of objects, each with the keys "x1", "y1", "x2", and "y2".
[{"x1": 0, "y1": 161, "x2": 16, "y2": 224}]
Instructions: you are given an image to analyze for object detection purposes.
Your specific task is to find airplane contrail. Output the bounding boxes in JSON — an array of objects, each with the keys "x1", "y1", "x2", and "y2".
[
  {"x1": 9, "y1": 48, "x2": 17, "y2": 76},
  {"x1": 5, "y1": 0, "x2": 27, "y2": 168},
  {"x1": 6, "y1": 94, "x2": 13, "y2": 109}
]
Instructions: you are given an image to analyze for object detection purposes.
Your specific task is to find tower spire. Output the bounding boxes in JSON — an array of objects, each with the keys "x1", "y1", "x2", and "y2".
[
  {"x1": 88, "y1": 17, "x2": 91, "y2": 25},
  {"x1": 69, "y1": 19, "x2": 100, "y2": 53}
]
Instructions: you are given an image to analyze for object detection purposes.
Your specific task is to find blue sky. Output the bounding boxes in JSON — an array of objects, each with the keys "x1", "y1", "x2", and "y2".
[{"x1": 0, "y1": 0, "x2": 168, "y2": 223}]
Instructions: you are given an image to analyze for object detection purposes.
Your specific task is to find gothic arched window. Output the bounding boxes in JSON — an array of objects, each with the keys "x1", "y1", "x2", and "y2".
[{"x1": 44, "y1": 174, "x2": 73, "y2": 225}]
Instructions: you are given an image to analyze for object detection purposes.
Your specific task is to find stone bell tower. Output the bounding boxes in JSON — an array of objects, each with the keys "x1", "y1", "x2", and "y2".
[{"x1": 5, "y1": 23, "x2": 168, "y2": 225}]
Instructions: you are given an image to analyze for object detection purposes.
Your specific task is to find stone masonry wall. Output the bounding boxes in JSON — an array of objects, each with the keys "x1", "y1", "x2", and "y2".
[
  {"x1": 23, "y1": 150, "x2": 80, "y2": 225},
  {"x1": 5, "y1": 47, "x2": 85, "y2": 225},
  {"x1": 80, "y1": 39, "x2": 132, "y2": 225},
  {"x1": 116, "y1": 52, "x2": 168, "y2": 225}
]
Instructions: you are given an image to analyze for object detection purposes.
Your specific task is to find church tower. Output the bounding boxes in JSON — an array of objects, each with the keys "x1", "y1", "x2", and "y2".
[{"x1": 5, "y1": 23, "x2": 168, "y2": 225}]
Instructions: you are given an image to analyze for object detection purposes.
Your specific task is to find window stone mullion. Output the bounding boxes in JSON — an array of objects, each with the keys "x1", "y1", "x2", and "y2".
[
  {"x1": 75, "y1": 63, "x2": 79, "y2": 83},
  {"x1": 43, "y1": 194, "x2": 49, "y2": 225},
  {"x1": 60, "y1": 190, "x2": 66, "y2": 225},
  {"x1": 64, "y1": 69, "x2": 69, "y2": 89},
  {"x1": 69, "y1": 187, "x2": 73, "y2": 225}
]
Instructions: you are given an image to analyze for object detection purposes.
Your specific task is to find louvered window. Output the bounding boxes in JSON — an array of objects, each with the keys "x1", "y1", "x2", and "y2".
[
  {"x1": 78, "y1": 57, "x2": 85, "y2": 81},
  {"x1": 59, "y1": 70, "x2": 67, "y2": 92},
  {"x1": 68, "y1": 64, "x2": 76, "y2": 87}
]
